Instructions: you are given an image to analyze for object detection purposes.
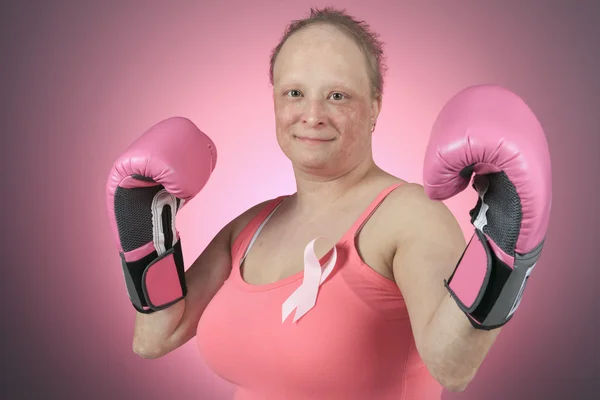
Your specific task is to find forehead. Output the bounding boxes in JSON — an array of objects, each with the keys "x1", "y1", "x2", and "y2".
[{"x1": 273, "y1": 24, "x2": 369, "y2": 87}]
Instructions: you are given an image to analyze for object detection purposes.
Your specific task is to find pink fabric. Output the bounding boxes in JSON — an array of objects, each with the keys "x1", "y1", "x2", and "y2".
[
  {"x1": 144, "y1": 251, "x2": 182, "y2": 307},
  {"x1": 423, "y1": 84, "x2": 552, "y2": 255},
  {"x1": 196, "y1": 183, "x2": 444, "y2": 400}
]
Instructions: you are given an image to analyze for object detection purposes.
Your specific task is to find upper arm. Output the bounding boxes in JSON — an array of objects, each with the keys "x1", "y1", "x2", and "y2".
[
  {"x1": 166, "y1": 200, "x2": 271, "y2": 347},
  {"x1": 391, "y1": 185, "x2": 467, "y2": 353}
]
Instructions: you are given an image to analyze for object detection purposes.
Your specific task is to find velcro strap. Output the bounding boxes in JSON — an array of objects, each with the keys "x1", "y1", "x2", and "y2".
[
  {"x1": 121, "y1": 239, "x2": 187, "y2": 314},
  {"x1": 472, "y1": 242, "x2": 542, "y2": 330},
  {"x1": 445, "y1": 229, "x2": 543, "y2": 331},
  {"x1": 445, "y1": 229, "x2": 492, "y2": 313},
  {"x1": 143, "y1": 248, "x2": 185, "y2": 309}
]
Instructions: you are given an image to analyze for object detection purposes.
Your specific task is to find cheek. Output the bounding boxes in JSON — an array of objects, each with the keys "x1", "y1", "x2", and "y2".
[
  {"x1": 274, "y1": 101, "x2": 298, "y2": 128},
  {"x1": 274, "y1": 102, "x2": 298, "y2": 150},
  {"x1": 332, "y1": 103, "x2": 370, "y2": 138}
]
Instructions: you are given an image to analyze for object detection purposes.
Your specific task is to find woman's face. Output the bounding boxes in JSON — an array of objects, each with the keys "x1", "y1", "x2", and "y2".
[{"x1": 272, "y1": 24, "x2": 381, "y2": 177}]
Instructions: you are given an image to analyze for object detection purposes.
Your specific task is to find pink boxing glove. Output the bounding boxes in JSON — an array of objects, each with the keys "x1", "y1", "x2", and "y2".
[
  {"x1": 106, "y1": 117, "x2": 217, "y2": 313},
  {"x1": 423, "y1": 85, "x2": 552, "y2": 330}
]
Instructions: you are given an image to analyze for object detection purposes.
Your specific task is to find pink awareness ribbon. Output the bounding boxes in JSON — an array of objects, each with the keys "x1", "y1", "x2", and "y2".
[{"x1": 281, "y1": 237, "x2": 338, "y2": 323}]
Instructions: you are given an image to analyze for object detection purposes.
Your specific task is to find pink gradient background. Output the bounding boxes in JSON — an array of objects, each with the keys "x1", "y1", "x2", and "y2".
[{"x1": 2, "y1": 1, "x2": 599, "y2": 399}]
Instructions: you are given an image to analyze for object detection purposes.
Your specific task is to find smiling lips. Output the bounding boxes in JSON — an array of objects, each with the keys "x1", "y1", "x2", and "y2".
[{"x1": 294, "y1": 135, "x2": 335, "y2": 143}]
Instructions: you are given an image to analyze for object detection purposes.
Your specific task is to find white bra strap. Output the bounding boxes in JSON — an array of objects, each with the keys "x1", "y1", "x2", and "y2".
[{"x1": 241, "y1": 201, "x2": 284, "y2": 264}]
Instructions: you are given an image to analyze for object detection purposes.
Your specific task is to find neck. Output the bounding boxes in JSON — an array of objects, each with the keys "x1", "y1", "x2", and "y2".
[{"x1": 289, "y1": 153, "x2": 379, "y2": 214}]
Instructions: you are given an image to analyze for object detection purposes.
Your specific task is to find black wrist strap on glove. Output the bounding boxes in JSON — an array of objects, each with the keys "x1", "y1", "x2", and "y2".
[{"x1": 120, "y1": 239, "x2": 187, "y2": 314}]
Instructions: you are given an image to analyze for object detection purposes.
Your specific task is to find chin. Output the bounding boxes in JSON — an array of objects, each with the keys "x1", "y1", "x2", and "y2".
[
  {"x1": 297, "y1": 160, "x2": 330, "y2": 171},
  {"x1": 280, "y1": 140, "x2": 339, "y2": 169},
  {"x1": 282, "y1": 149, "x2": 323, "y2": 168},
  {"x1": 295, "y1": 156, "x2": 339, "y2": 174}
]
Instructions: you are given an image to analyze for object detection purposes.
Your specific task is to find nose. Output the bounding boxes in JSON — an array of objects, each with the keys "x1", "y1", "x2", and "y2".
[{"x1": 302, "y1": 98, "x2": 327, "y2": 129}]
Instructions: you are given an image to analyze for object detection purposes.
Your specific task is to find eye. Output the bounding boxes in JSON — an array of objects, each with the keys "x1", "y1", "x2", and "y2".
[
  {"x1": 286, "y1": 89, "x2": 302, "y2": 97},
  {"x1": 329, "y1": 92, "x2": 346, "y2": 101}
]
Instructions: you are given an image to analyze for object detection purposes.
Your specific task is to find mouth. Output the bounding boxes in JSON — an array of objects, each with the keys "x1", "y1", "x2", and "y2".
[{"x1": 293, "y1": 135, "x2": 335, "y2": 143}]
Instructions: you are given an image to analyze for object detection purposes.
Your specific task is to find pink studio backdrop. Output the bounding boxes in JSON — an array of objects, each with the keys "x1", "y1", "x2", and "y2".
[{"x1": 3, "y1": 1, "x2": 598, "y2": 399}]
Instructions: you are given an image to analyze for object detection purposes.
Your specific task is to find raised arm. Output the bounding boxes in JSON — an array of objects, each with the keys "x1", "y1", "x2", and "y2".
[{"x1": 131, "y1": 200, "x2": 268, "y2": 359}]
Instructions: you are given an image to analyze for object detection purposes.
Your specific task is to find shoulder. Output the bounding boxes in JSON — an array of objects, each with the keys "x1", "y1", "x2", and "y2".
[
  {"x1": 383, "y1": 182, "x2": 465, "y2": 249},
  {"x1": 227, "y1": 196, "x2": 286, "y2": 248}
]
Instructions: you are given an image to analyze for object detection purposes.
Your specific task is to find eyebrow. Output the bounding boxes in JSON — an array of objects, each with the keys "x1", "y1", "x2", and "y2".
[{"x1": 277, "y1": 78, "x2": 355, "y2": 90}]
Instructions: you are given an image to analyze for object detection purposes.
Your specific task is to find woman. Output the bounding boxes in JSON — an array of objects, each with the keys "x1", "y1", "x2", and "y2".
[{"x1": 108, "y1": 7, "x2": 551, "y2": 400}]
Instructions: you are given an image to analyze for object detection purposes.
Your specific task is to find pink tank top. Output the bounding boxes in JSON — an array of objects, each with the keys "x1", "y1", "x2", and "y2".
[{"x1": 196, "y1": 184, "x2": 443, "y2": 399}]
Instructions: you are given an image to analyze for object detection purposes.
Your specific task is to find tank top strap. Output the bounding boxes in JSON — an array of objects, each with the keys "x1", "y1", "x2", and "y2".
[
  {"x1": 231, "y1": 182, "x2": 405, "y2": 269},
  {"x1": 342, "y1": 182, "x2": 405, "y2": 241},
  {"x1": 231, "y1": 195, "x2": 289, "y2": 267}
]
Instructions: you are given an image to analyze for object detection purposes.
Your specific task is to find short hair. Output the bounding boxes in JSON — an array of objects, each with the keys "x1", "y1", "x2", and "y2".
[{"x1": 269, "y1": 7, "x2": 387, "y2": 100}]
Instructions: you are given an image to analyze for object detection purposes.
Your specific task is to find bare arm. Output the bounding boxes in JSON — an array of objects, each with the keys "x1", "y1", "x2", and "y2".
[
  {"x1": 132, "y1": 201, "x2": 268, "y2": 359},
  {"x1": 392, "y1": 185, "x2": 502, "y2": 392}
]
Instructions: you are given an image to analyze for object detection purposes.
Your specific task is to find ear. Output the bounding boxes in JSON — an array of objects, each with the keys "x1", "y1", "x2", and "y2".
[{"x1": 370, "y1": 96, "x2": 382, "y2": 126}]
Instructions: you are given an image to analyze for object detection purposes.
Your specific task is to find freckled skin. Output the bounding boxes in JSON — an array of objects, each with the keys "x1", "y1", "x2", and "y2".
[{"x1": 272, "y1": 24, "x2": 381, "y2": 178}]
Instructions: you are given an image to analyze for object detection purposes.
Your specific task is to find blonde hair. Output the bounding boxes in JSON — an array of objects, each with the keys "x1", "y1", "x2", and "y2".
[{"x1": 269, "y1": 7, "x2": 387, "y2": 100}]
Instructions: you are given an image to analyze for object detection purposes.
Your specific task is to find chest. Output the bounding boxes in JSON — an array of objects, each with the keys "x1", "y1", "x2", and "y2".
[
  {"x1": 196, "y1": 273, "x2": 413, "y2": 397},
  {"x1": 239, "y1": 205, "x2": 395, "y2": 286}
]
